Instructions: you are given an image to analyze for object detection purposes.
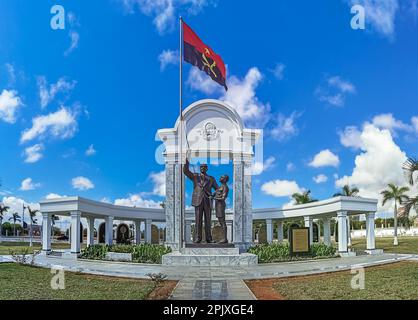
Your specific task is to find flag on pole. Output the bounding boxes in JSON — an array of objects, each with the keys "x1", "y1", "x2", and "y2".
[{"x1": 183, "y1": 21, "x2": 228, "y2": 91}]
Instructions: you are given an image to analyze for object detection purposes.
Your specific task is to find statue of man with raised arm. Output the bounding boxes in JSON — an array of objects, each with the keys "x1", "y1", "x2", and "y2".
[{"x1": 184, "y1": 158, "x2": 219, "y2": 244}]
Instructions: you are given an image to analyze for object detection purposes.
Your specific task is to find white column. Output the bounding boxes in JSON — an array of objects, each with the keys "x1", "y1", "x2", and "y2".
[
  {"x1": 323, "y1": 217, "x2": 331, "y2": 246},
  {"x1": 185, "y1": 220, "x2": 192, "y2": 244},
  {"x1": 42, "y1": 213, "x2": 51, "y2": 253},
  {"x1": 366, "y1": 212, "x2": 376, "y2": 250},
  {"x1": 135, "y1": 220, "x2": 141, "y2": 244},
  {"x1": 226, "y1": 220, "x2": 233, "y2": 243},
  {"x1": 266, "y1": 219, "x2": 273, "y2": 244},
  {"x1": 70, "y1": 211, "x2": 81, "y2": 254},
  {"x1": 347, "y1": 216, "x2": 352, "y2": 247},
  {"x1": 105, "y1": 216, "x2": 114, "y2": 245},
  {"x1": 277, "y1": 221, "x2": 284, "y2": 242},
  {"x1": 304, "y1": 216, "x2": 313, "y2": 246},
  {"x1": 337, "y1": 211, "x2": 348, "y2": 253},
  {"x1": 86, "y1": 217, "x2": 95, "y2": 247},
  {"x1": 145, "y1": 219, "x2": 152, "y2": 243}
]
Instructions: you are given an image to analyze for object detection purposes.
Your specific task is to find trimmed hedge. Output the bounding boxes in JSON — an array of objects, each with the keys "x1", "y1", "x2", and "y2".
[
  {"x1": 248, "y1": 243, "x2": 337, "y2": 263},
  {"x1": 79, "y1": 244, "x2": 172, "y2": 264}
]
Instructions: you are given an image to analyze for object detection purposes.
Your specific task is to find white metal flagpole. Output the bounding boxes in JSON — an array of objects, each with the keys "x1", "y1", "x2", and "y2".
[{"x1": 179, "y1": 16, "x2": 185, "y2": 249}]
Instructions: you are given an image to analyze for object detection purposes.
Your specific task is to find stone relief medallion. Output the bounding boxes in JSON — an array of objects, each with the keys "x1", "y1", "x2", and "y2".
[{"x1": 199, "y1": 122, "x2": 223, "y2": 141}]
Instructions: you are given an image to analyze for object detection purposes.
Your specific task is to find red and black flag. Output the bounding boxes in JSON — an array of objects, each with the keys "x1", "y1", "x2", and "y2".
[{"x1": 183, "y1": 21, "x2": 228, "y2": 91}]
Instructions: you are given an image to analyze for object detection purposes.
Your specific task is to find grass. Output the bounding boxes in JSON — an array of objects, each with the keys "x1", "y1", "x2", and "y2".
[
  {"x1": 350, "y1": 237, "x2": 418, "y2": 254},
  {"x1": 0, "y1": 241, "x2": 86, "y2": 255},
  {"x1": 247, "y1": 261, "x2": 418, "y2": 300},
  {"x1": 0, "y1": 263, "x2": 159, "y2": 300}
]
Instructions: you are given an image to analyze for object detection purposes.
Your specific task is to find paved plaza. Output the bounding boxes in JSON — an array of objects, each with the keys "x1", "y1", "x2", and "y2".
[{"x1": 0, "y1": 253, "x2": 413, "y2": 300}]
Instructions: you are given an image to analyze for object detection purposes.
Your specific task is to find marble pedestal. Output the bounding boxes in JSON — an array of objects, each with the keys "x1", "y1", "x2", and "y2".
[{"x1": 162, "y1": 247, "x2": 258, "y2": 266}]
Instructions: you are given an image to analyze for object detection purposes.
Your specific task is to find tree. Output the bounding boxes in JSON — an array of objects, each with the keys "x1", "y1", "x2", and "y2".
[
  {"x1": 381, "y1": 183, "x2": 410, "y2": 246},
  {"x1": 333, "y1": 185, "x2": 360, "y2": 197},
  {"x1": 26, "y1": 206, "x2": 39, "y2": 247},
  {"x1": 403, "y1": 158, "x2": 418, "y2": 219},
  {"x1": 9, "y1": 212, "x2": 21, "y2": 236},
  {"x1": 0, "y1": 204, "x2": 10, "y2": 237},
  {"x1": 292, "y1": 190, "x2": 318, "y2": 205}
]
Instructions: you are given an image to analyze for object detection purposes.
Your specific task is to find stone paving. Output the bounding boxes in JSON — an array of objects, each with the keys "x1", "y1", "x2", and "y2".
[{"x1": 0, "y1": 253, "x2": 415, "y2": 300}]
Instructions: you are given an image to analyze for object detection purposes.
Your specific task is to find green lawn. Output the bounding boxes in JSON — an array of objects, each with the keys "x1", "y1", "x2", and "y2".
[
  {"x1": 350, "y1": 237, "x2": 418, "y2": 254},
  {"x1": 0, "y1": 263, "x2": 156, "y2": 300},
  {"x1": 0, "y1": 242, "x2": 86, "y2": 255},
  {"x1": 271, "y1": 262, "x2": 418, "y2": 300}
]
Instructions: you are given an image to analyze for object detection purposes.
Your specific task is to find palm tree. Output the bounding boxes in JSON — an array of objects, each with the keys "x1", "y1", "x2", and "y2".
[
  {"x1": 27, "y1": 206, "x2": 39, "y2": 247},
  {"x1": 403, "y1": 158, "x2": 418, "y2": 219},
  {"x1": 292, "y1": 190, "x2": 318, "y2": 205},
  {"x1": 9, "y1": 212, "x2": 21, "y2": 236},
  {"x1": 402, "y1": 157, "x2": 418, "y2": 186},
  {"x1": 0, "y1": 204, "x2": 9, "y2": 237},
  {"x1": 381, "y1": 183, "x2": 410, "y2": 246},
  {"x1": 333, "y1": 185, "x2": 360, "y2": 197}
]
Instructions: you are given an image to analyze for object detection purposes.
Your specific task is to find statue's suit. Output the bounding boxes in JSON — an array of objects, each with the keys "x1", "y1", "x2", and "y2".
[{"x1": 184, "y1": 161, "x2": 219, "y2": 242}]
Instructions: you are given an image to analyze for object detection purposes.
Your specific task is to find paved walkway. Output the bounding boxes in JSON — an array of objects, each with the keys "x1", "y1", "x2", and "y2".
[{"x1": 1, "y1": 253, "x2": 415, "y2": 300}]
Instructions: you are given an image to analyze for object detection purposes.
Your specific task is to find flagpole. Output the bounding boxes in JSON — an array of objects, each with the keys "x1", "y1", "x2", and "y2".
[{"x1": 179, "y1": 16, "x2": 185, "y2": 250}]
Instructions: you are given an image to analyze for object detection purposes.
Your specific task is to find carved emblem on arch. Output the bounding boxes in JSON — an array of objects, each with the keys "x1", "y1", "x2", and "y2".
[{"x1": 199, "y1": 122, "x2": 223, "y2": 141}]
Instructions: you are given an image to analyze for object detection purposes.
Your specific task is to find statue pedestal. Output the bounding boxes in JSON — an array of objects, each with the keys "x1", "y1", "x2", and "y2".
[{"x1": 162, "y1": 245, "x2": 258, "y2": 266}]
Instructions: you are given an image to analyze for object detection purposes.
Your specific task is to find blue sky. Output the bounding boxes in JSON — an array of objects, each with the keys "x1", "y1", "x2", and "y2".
[{"x1": 1, "y1": 0, "x2": 418, "y2": 222}]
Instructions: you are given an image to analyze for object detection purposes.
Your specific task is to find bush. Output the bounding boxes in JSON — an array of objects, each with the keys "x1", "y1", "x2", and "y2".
[
  {"x1": 248, "y1": 242, "x2": 336, "y2": 263},
  {"x1": 79, "y1": 244, "x2": 172, "y2": 264}
]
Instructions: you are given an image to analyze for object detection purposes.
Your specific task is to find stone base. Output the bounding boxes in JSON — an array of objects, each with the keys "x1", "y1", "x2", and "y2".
[
  {"x1": 62, "y1": 252, "x2": 80, "y2": 260},
  {"x1": 162, "y1": 248, "x2": 258, "y2": 266},
  {"x1": 106, "y1": 252, "x2": 133, "y2": 262},
  {"x1": 339, "y1": 251, "x2": 357, "y2": 258},
  {"x1": 365, "y1": 249, "x2": 384, "y2": 255}
]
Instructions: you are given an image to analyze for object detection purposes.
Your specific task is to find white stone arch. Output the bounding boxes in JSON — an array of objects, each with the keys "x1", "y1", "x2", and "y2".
[{"x1": 158, "y1": 99, "x2": 261, "y2": 252}]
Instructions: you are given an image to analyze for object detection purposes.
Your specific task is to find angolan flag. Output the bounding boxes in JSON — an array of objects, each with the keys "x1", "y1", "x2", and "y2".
[{"x1": 183, "y1": 21, "x2": 228, "y2": 91}]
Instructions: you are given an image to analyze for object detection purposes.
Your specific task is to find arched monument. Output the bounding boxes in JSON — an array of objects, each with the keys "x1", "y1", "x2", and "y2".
[{"x1": 158, "y1": 99, "x2": 261, "y2": 266}]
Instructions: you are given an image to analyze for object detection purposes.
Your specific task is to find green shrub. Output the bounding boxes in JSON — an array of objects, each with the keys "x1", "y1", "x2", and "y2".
[
  {"x1": 79, "y1": 244, "x2": 172, "y2": 264},
  {"x1": 248, "y1": 242, "x2": 336, "y2": 263}
]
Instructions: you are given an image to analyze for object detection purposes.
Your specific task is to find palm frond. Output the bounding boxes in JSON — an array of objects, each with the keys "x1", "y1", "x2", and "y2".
[{"x1": 403, "y1": 157, "x2": 418, "y2": 186}]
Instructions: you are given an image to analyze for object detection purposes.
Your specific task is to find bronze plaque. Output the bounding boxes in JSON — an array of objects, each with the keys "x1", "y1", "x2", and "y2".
[{"x1": 290, "y1": 228, "x2": 310, "y2": 255}]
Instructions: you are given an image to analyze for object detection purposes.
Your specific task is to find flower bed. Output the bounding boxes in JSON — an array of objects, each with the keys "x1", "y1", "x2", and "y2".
[
  {"x1": 79, "y1": 244, "x2": 172, "y2": 264},
  {"x1": 248, "y1": 243, "x2": 337, "y2": 263}
]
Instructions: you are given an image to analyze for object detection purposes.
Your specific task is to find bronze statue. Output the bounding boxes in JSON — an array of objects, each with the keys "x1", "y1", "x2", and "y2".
[
  {"x1": 184, "y1": 159, "x2": 219, "y2": 244},
  {"x1": 214, "y1": 175, "x2": 229, "y2": 244}
]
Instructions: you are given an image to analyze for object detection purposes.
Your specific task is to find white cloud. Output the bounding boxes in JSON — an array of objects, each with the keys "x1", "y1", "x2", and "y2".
[
  {"x1": 64, "y1": 31, "x2": 80, "y2": 57},
  {"x1": 270, "y1": 112, "x2": 301, "y2": 141},
  {"x1": 86, "y1": 144, "x2": 97, "y2": 156},
  {"x1": 313, "y1": 174, "x2": 328, "y2": 184},
  {"x1": 339, "y1": 126, "x2": 363, "y2": 150},
  {"x1": 412, "y1": 116, "x2": 418, "y2": 134},
  {"x1": 159, "y1": 49, "x2": 179, "y2": 71},
  {"x1": 1, "y1": 196, "x2": 40, "y2": 224},
  {"x1": 71, "y1": 176, "x2": 95, "y2": 191},
  {"x1": 37, "y1": 76, "x2": 76, "y2": 108},
  {"x1": 316, "y1": 75, "x2": 356, "y2": 107},
  {"x1": 150, "y1": 171, "x2": 166, "y2": 197},
  {"x1": 270, "y1": 63, "x2": 286, "y2": 80},
  {"x1": 336, "y1": 123, "x2": 408, "y2": 212},
  {"x1": 261, "y1": 179, "x2": 303, "y2": 198},
  {"x1": 45, "y1": 193, "x2": 66, "y2": 200},
  {"x1": 371, "y1": 113, "x2": 412, "y2": 135},
  {"x1": 309, "y1": 149, "x2": 340, "y2": 168},
  {"x1": 187, "y1": 66, "x2": 271, "y2": 127},
  {"x1": 5, "y1": 63, "x2": 16, "y2": 84},
  {"x1": 0, "y1": 89, "x2": 23, "y2": 124},
  {"x1": 23, "y1": 144, "x2": 44, "y2": 164},
  {"x1": 286, "y1": 162, "x2": 296, "y2": 172},
  {"x1": 20, "y1": 107, "x2": 78, "y2": 143},
  {"x1": 20, "y1": 178, "x2": 41, "y2": 191},
  {"x1": 252, "y1": 156, "x2": 276, "y2": 175},
  {"x1": 120, "y1": 0, "x2": 217, "y2": 34},
  {"x1": 114, "y1": 194, "x2": 162, "y2": 208},
  {"x1": 348, "y1": 0, "x2": 399, "y2": 39},
  {"x1": 186, "y1": 67, "x2": 221, "y2": 95},
  {"x1": 221, "y1": 67, "x2": 271, "y2": 127}
]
